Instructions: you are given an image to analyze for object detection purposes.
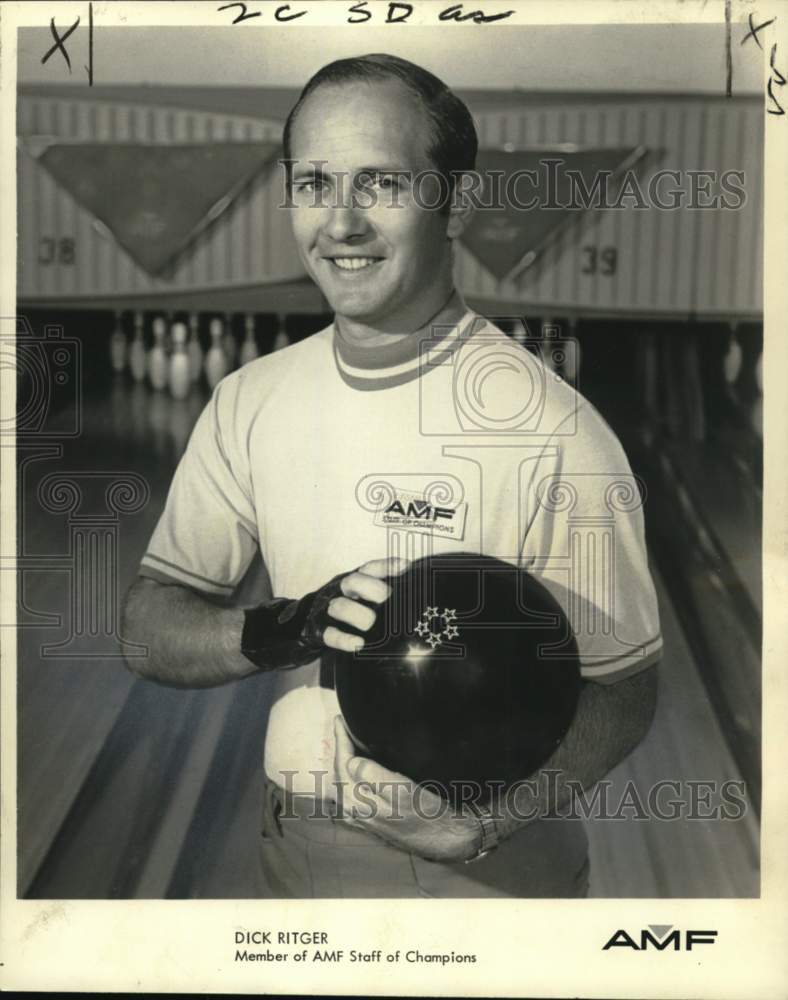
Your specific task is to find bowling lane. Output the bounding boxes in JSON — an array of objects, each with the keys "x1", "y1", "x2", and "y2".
[
  {"x1": 585, "y1": 561, "x2": 759, "y2": 897},
  {"x1": 663, "y1": 439, "x2": 761, "y2": 619},
  {"x1": 17, "y1": 373, "x2": 210, "y2": 895}
]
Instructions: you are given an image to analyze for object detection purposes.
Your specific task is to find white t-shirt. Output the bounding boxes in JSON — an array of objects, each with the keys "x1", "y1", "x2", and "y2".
[{"x1": 140, "y1": 309, "x2": 662, "y2": 793}]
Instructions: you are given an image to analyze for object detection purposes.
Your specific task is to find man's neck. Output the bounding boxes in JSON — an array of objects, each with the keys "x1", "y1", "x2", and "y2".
[{"x1": 336, "y1": 289, "x2": 467, "y2": 349}]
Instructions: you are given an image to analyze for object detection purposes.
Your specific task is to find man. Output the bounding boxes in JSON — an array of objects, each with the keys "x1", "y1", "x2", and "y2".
[{"x1": 123, "y1": 54, "x2": 662, "y2": 898}]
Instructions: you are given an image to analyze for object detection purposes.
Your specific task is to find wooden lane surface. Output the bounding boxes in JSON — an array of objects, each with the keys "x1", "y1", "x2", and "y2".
[
  {"x1": 585, "y1": 561, "x2": 759, "y2": 897},
  {"x1": 665, "y1": 439, "x2": 761, "y2": 619},
  {"x1": 18, "y1": 377, "x2": 209, "y2": 894}
]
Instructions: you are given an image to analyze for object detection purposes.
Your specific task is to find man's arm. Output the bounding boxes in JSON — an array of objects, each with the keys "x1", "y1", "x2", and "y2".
[
  {"x1": 494, "y1": 663, "x2": 659, "y2": 839},
  {"x1": 333, "y1": 663, "x2": 659, "y2": 862},
  {"x1": 122, "y1": 558, "x2": 409, "y2": 689},
  {"x1": 122, "y1": 577, "x2": 254, "y2": 688}
]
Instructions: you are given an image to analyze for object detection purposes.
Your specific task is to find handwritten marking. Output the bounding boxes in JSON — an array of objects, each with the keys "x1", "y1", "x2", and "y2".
[
  {"x1": 218, "y1": 0, "x2": 512, "y2": 24},
  {"x1": 387, "y1": 3, "x2": 413, "y2": 22},
  {"x1": 85, "y1": 1, "x2": 93, "y2": 87},
  {"x1": 740, "y1": 12, "x2": 775, "y2": 49},
  {"x1": 767, "y1": 43, "x2": 786, "y2": 115},
  {"x1": 41, "y1": 16, "x2": 80, "y2": 72},
  {"x1": 217, "y1": 1, "x2": 261, "y2": 22},
  {"x1": 725, "y1": 0, "x2": 732, "y2": 97},
  {"x1": 439, "y1": 3, "x2": 514, "y2": 22},
  {"x1": 275, "y1": 4, "x2": 307, "y2": 20},
  {"x1": 40, "y1": 4, "x2": 94, "y2": 85},
  {"x1": 771, "y1": 42, "x2": 786, "y2": 83},
  {"x1": 348, "y1": 0, "x2": 372, "y2": 21},
  {"x1": 218, "y1": 0, "x2": 307, "y2": 20}
]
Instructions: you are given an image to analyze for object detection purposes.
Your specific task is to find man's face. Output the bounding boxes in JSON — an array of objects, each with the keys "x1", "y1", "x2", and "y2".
[{"x1": 287, "y1": 80, "x2": 456, "y2": 334}]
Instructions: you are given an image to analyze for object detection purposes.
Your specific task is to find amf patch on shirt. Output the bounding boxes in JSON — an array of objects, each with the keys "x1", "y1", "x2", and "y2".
[{"x1": 373, "y1": 489, "x2": 468, "y2": 540}]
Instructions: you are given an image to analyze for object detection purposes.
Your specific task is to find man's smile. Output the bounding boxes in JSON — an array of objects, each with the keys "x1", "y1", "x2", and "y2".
[{"x1": 323, "y1": 256, "x2": 385, "y2": 272}]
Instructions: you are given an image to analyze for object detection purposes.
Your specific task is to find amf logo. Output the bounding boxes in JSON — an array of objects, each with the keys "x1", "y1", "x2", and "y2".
[{"x1": 603, "y1": 925, "x2": 718, "y2": 951}]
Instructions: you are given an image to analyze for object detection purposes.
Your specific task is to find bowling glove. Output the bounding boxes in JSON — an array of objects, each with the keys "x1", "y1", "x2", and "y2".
[{"x1": 240, "y1": 573, "x2": 346, "y2": 671}]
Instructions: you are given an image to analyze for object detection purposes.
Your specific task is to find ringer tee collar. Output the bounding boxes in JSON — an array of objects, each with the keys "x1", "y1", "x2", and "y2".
[{"x1": 332, "y1": 305, "x2": 482, "y2": 391}]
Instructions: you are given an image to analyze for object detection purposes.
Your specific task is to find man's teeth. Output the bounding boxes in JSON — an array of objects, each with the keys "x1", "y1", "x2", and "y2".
[{"x1": 332, "y1": 257, "x2": 379, "y2": 270}]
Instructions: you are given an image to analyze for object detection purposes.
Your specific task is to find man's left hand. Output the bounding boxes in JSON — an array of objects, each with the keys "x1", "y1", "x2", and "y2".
[{"x1": 332, "y1": 715, "x2": 483, "y2": 863}]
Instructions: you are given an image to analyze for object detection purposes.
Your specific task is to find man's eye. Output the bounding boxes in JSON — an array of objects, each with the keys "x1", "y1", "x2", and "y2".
[
  {"x1": 292, "y1": 179, "x2": 324, "y2": 195},
  {"x1": 359, "y1": 173, "x2": 402, "y2": 191}
]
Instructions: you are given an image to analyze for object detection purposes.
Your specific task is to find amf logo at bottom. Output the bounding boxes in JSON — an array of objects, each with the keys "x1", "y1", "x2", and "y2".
[{"x1": 603, "y1": 925, "x2": 718, "y2": 951}]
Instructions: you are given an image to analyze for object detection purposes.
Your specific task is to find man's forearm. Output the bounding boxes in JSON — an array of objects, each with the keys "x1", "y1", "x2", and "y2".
[
  {"x1": 122, "y1": 577, "x2": 258, "y2": 688},
  {"x1": 495, "y1": 665, "x2": 659, "y2": 839},
  {"x1": 122, "y1": 560, "x2": 397, "y2": 689}
]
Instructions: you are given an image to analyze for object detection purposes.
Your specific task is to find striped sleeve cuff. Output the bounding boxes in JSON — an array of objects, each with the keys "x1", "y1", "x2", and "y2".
[
  {"x1": 139, "y1": 552, "x2": 237, "y2": 597},
  {"x1": 579, "y1": 633, "x2": 663, "y2": 685}
]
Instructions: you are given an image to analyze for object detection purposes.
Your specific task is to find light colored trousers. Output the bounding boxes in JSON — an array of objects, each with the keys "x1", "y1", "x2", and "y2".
[{"x1": 258, "y1": 780, "x2": 590, "y2": 899}]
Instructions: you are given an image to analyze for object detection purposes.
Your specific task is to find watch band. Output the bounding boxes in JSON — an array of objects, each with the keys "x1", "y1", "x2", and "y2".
[{"x1": 463, "y1": 801, "x2": 500, "y2": 864}]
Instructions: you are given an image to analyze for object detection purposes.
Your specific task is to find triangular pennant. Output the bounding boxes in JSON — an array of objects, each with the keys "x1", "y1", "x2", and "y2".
[
  {"x1": 647, "y1": 924, "x2": 674, "y2": 938},
  {"x1": 36, "y1": 142, "x2": 282, "y2": 276},
  {"x1": 460, "y1": 147, "x2": 643, "y2": 281}
]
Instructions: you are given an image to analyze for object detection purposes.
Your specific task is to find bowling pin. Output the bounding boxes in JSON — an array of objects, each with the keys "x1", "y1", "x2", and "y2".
[
  {"x1": 723, "y1": 329, "x2": 742, "y2": 385},
  {"x1": 109, "y1": 311, "x2": 127, "y2": 374},
  {"x1": 168, "y1": 322, "x2": 191, "y2": 400},
  {"x1": 148, "y1": 317, "x2": 168, "y2": 390},
  {"x1": 129, "y1": 312, "x2": 147, "y2": 383},
  {"x1": 163, "y1": 312, "x2": 175, "y2": 356},
  {"x1": 750, "y1": 395, "x2": 763, "y2": 438},
  {"x1": 562, "y1": 320, "x2": 581, "y2": 381},
  {"x1": 752, "y1": 346, "x2": 763, "y2": 437},
  {"x1": 240, "y1": 314, "x2": 259, "y2": 366},
  {"x1": 205, "y1": 318, "x2": 228, "y2": 389},
  {"x1": 539, "y1": 317, "x2": 556, "y2": 372},
  {"x1": 510, "y1": 318, "x2": 528, "y2": 348},
  {"x1": 221, "y1": 314, "x2": 238, "y2": 369},
  {"x1": 273, "y1": 316, "x2": 290, "y2": 352},
  {"x1": 187, "y1": 313, "x2": 204, "y2": 383}
]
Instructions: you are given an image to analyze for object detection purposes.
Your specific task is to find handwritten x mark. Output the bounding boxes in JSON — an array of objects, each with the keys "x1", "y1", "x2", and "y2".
[
  {"x1": 40, "y1": 16, "x2": 80, "y2": 71},
  {"x1": 741, "y1": 13, "x2": 776, "y2": 50}
]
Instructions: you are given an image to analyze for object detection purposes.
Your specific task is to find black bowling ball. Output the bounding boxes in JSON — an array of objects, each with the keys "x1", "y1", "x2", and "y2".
[{"x1": 332, "y1": 552, "x2": 581, "y2": 804}]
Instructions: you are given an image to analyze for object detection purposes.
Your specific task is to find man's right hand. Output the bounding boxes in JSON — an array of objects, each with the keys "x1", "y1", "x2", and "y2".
[
  {"x1": 320, "y1": 557, "x2": 410, "y2": 652},
  {"x1": 240, "y1": 556, "x2": 409, "y2": 670}
]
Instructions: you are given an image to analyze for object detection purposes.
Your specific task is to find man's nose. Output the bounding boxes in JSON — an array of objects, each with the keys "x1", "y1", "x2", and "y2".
[{"x1": 322, "y1": 197, "x2": 368, "y2": 242}]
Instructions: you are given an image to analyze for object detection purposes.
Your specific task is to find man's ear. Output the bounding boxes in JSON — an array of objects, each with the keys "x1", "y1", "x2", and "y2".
[{"x1": 446, "y1": 172, "x2": 477, "y2": 240}]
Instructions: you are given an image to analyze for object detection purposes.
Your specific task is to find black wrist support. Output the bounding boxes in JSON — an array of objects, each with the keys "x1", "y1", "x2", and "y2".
[{"x1": 240, "y1": 573, "x2": 346, "y2": 671}]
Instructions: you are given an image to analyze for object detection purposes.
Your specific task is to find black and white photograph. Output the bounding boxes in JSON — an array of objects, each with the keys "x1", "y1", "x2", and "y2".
[{"x1": 1, "y1": 1, "x2": 786, "y2": 995}]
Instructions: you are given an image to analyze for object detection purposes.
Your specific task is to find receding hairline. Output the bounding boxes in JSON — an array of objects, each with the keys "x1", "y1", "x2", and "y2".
[{"x1": 286, "y1": 76, "x2": 438, "y2": 166}]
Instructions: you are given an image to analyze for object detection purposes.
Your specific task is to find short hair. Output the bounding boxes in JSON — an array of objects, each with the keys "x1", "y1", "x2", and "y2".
[{"x1": 282, "y1": 53, "x2": 478, "y2": 195}]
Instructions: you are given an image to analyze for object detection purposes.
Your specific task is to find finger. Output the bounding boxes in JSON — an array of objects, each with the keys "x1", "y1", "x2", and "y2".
[
  {"x1": 334, "y1": 714, "x2": 356, "y2": 759},
  {"x1": 350, "y1": 755, "x2": 402, "y2": 785},
  {"x1": 333, "y1": 720, "x2": 383, "y2": 809},
  {"x1": 333, "y1": 716, "x2": 368, "y2": 823},
  {"x1": 322, "y1": 625, "x2": 363, "y2": 653},
  {"x1": 328, "y1": 595, "x2": 376, "y2": 632},
  {"x1": 339, "y1": 572, "x2": 392, "y2": 605},
  {"x1": 333, "y1": 714, "x2": 357, "y2": 784},
  {"x1": 355, "y1": 557, "x2": 410, "y2": 580},
  {"x1": 352, "y1": 758, "x2": 417, "y2": 808}
]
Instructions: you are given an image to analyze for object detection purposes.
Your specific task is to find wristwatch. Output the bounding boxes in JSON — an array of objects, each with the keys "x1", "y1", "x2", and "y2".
[{"x1": 463, "y1": 801, "x2": 500, "y2": 864}]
